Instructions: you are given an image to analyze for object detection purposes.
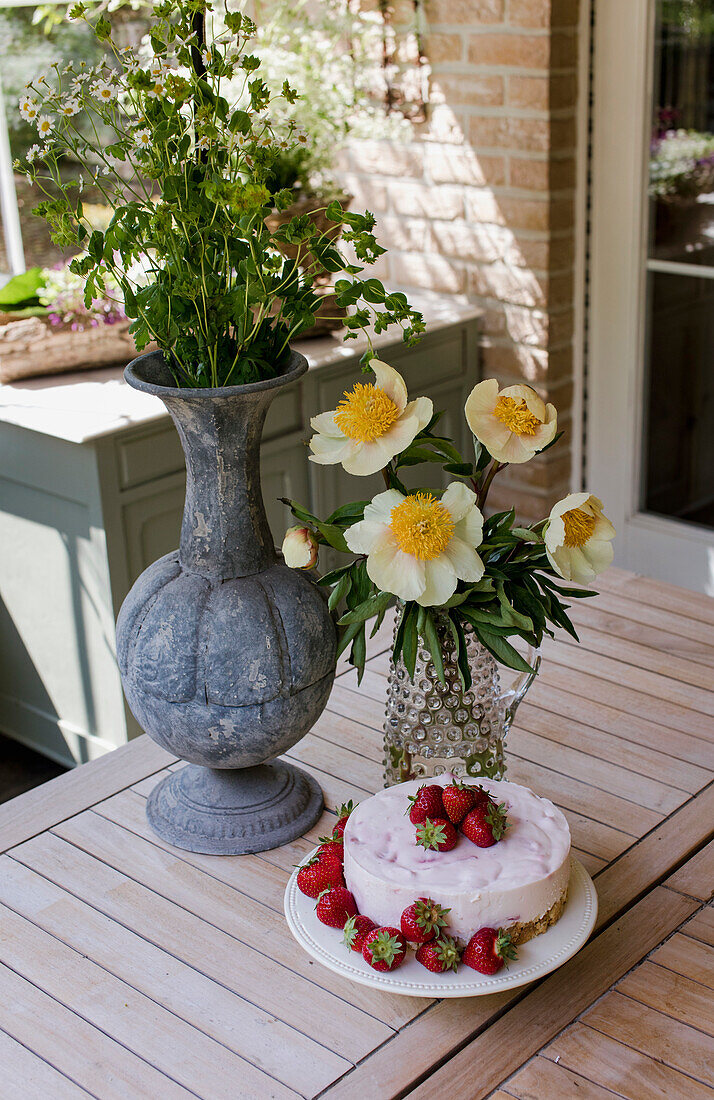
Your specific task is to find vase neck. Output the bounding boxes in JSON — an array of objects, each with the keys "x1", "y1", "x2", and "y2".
[{"x1": 162, "y1": 388, "x2": 277, "y2": 580}]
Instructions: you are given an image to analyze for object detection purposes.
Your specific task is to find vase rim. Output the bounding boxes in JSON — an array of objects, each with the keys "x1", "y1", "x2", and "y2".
[{"x1": 124, "y1": 348, "x2": 308, "y2": 398}]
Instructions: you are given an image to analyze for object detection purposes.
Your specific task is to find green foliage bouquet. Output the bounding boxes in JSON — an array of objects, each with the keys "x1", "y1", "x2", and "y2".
[
  {"x1": 15, "y1": 0, "x2": 423, "y2": 388},
  {"x1": 282, "y1": 363, "x2": 616, "y2": 686}
]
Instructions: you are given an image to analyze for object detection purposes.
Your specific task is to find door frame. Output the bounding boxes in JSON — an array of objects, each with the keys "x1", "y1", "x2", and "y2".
[{"x1": 587, "y1": 0, "x2": 714, "y2": 594}]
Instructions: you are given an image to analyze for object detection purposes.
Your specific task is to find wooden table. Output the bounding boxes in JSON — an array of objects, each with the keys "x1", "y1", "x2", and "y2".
[{"x1": 0, "y1": 567, "x2": 712, "y2": 1099}]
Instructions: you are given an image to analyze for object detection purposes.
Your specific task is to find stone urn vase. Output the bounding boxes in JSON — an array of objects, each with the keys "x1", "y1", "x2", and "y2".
[{"x1": 116, "y1": 350, "x2": 337, "y2": 855}]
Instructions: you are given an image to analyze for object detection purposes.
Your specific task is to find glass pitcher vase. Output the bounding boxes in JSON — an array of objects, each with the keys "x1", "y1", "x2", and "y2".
[{"x1": 383, "y1": 611, "x2": 540, "y2": 786}]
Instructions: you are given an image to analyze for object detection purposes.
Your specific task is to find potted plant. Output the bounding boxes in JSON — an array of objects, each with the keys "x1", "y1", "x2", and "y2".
[
  {"x1": 649, "y1": 125, "x2": 714, "y2": 248},
  {"x1": 282, "y1": 366, "x2": 615, "y2": 784},
  {"x1": 18, "y1": 0, "x2": 423, "y2": 855}
]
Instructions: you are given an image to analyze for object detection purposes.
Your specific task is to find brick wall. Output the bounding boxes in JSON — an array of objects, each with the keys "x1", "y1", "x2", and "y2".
[{"x1": 337, "y1": 0, "x2": 581, "y2": 523}]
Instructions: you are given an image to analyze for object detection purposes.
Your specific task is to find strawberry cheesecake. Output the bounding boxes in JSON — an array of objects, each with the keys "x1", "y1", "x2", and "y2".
[{"x1": 343, "y1": 775, "x2": 571, "y2": 945}]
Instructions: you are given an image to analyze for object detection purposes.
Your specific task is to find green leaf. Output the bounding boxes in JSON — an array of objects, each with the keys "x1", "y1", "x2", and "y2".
[
  {"x1": 422, "y1": 611, "x2": 445, "y2": 684},
  {"x1": 350, "y1": 624, "x2": 367, "y2": 683},
  {"x1": 402, "y1": 606, "x2": 419, "y2": 680},
  {"x1": 328, "y1": 572, "x2": 351, "y2": 612},
  {"x1": 337, "y1": 618, "x2": 364, "y2": 659},
  {"x1": 326, "y1": 501, "x2": 368, "y2": 526},
  {"x1": 448, "y1": 614, "x2": 472, "y2": 691},
  {"x1": 511, "y1": 527, "x2": 543, "y2": 543},
  {"x1": 339, "y1": 590, "x2": 392, "y2": 626},
  {"x1": 0, "y1": 267, "x2": 44, "y2": 309},
  {"x1": 477, "y1": 630, "x2": 535, "y2": 674}
]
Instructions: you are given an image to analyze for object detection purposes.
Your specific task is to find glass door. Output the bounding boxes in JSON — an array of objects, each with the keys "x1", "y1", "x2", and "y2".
[
  {"x1": 589, "y1": 0, "x2": 714, "y2": 594},
  {"x1": 645, "y1": 2, "x2": 714, "y2": 533}
]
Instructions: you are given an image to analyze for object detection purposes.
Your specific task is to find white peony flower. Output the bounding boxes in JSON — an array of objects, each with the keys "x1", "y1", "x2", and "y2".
[
  {"x1": 345, "y1": 483, "x2": 485, "y2": 607},
  {"x1": 282, "y1": 526, "x2": 319, "y2": 569},
  {"x1": 544, "y1": 493, "x2": 615, "y2": 585},
  {"x1": 465, "y1": 378, "x2": 557, "y2": 464},
  {"x1": 36, "y1": 114, "x2": 53, "y2": 137},
  {"x1": 309, "y1": 360, "x2": 433, "y2": 477}
]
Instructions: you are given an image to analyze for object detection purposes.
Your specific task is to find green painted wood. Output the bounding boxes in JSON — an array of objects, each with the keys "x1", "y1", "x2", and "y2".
[{"x1": 0, "y1": 316, "x2": 479, "y2": 765}]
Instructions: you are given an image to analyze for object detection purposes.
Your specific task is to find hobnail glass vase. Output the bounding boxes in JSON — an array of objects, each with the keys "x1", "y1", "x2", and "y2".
[{"x1": 383, "y1": 611, "x2": 540, "y2": 786}]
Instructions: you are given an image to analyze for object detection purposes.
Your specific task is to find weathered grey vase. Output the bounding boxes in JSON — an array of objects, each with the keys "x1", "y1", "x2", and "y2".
[{"x1": 116, "y1": 350, "x2": 337, "y2": 855}]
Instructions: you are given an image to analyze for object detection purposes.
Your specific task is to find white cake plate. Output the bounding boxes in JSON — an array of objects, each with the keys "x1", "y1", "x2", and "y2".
[{"x1": 284, "y1": 855, "x2": 597, "y2": 997}]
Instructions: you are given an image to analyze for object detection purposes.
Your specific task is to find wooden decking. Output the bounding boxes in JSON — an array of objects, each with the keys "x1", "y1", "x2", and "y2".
[{"x1": 0, "y1": 567, "x2": 712, "y2": 1099}]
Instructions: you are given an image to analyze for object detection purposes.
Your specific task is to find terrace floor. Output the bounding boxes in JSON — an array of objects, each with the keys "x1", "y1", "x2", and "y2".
[{"x1": 0, "y1": 566, "x2": 711, "y2": 1098}]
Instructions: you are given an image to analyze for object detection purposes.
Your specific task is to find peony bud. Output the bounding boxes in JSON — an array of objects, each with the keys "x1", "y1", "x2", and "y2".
[{"x1": 282, "y1": 525, "x2": 319, "y2": 569}]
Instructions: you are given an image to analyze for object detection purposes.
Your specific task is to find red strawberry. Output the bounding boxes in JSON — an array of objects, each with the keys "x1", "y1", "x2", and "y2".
[
  {"x1": 316, "y1": 837, "x2": 344, "y2": 865},
  {"x1": 332, "y1": 800, "x2": 355, "y2": 840},
  {"x1": 400, "y1": 897, "x2": 451, "y2": 944},
  {"x1": 415, "y1": 816, "x2": 458, "y2": 853},
  {"x1": 362, "y1": 926, "x2": 408, "y2": 972},
  {"x1": 461, "y1": 800, "x2": 509, "y2": 848},
  {"x1": 462, "y1": 927, "x2": 517, "y2": 975},
  {"x1": 342, "y1": 914, "x2": 376, "y2": 953},
  {"x1": 315, "y1": 886, "x2": 357, "y2": 928},
  {"x1": 442, "y1": 781, "x2": 488, "y2": 825},
  {"x1": 415, "y1": 935, "x2": 462, "y2": 974},
  {"x1": 296, "y1": 856, "x2": 344, "y2": 898},
  {"x1": 406, "y1": 784, "x2": 445, "y2": 825}
]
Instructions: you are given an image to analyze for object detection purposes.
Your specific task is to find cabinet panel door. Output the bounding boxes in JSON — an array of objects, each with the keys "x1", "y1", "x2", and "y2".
[{"x1": 261, "y1": 438, "x2": 310, "y2": 549}]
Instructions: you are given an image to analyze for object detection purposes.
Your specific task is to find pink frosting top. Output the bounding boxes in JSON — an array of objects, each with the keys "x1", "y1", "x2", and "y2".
[{"x1": 344, "y1": 775, "x2": 570, "y2": 891}]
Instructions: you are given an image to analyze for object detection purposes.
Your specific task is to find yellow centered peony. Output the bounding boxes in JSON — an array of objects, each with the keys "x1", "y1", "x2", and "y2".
[
  {"x1": 345, "y1": 482, "x2": 485, "y2": 606},
  {"x1": 390, "y1": 493, "x2": 454, "y2": 559},
  {"x1": 334, "y1": 382, "x2": 399, "y2": 443},
  {"x1": 545, "y1": 493, "x2": 615, "y2": 584},
  {"x1": 309, "y1": 360, "x2": 433, "y2": 477},
  {"x1": 465, "y1": 379, "x2": 557, "y2": 464}
]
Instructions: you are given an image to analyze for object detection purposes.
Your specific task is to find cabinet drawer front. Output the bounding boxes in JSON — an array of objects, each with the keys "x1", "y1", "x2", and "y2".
[{"x1": 118, "y1": 422, "x2": 184, "y2": 489}]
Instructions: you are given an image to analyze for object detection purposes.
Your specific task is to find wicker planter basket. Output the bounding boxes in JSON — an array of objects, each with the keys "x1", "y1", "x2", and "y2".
[
  {"x1": 0, "y1": 315, "x2": 146, "y2": 384},
  {"x1": 265, "y1": 192, "x2": 352, "y2": 336}
]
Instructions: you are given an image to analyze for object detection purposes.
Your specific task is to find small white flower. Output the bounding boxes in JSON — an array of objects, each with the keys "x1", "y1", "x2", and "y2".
[
  {"x1": 36, "y1": 114, "x2": 53, "y2": 137},
  {"x1": 25, "y1": 144, "x2": 41, "y2": 163},
  {"x1": 93, "y1": 80, "x2": 116, "y2": 103},
  {"x1": 102, "y1": 164, "x2": 111, "y2": 176},
  {"x1": 78, "y1": 173, "x2": 84, "y2": 193},
  {"x1": 59, "y1": 97, "x2": 80, "y2": 118},
  {"x1": 196, "y1": 134, "x2": 210, "y2": 151},
  {"x1": 135, "y1": 127, "x2": 152, "y2": 149},
  {"x1": 19, "y1": 96, "x2": 39, "y2": 122},
  {"x1": 201, "y1": 47, "x2": 212, "y2": 67},
  {"x1": 149, "y1": 57, "x2": 165, "y2": 78},
  {"x1": 147, "y1": 78, "x2": 167, "y2": 99}
]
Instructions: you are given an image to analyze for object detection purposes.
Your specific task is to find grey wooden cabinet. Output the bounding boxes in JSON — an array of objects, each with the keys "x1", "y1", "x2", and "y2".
[{"x1": 0, "y1": 298, "x2": 479, "y2": 765}]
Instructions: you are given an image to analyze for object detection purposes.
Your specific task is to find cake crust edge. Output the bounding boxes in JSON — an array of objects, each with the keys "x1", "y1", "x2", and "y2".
[{"x1": 505, "y1": 882, "x2": 569, "y2": 946}]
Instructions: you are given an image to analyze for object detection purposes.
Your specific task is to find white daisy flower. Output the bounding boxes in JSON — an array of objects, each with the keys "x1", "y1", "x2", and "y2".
[
  {"x1": 19, "y1": 96, "x2": 39, "y2": 122},
  {"x1": 201, "y1": 48, "x2": 212, "y2": 67},
  {"x1": 149, "y1": 57, "x2": 165, "y2": 78},
  {"x1": 345, "y1": 483, "x2": 486, "y2": 607},
  {"x1": 25, "y1": 144, "x2": 42, "y2": 163},
  {"x1": 147, "y1": 78, "x2": 167, "y2": 99},
  {"x1": 93, "y1": 80, "x2": 116, "y2": 103},
  {"x1": 36, "y1": 114, "x2": 53, "y2": 137},
  {"x1": 135, "y1": 127, "x2": 152, "y2": 149},
  {"x1": 309, "y1": 360, "x2": 433, "y2": 477},
  {"x1": 59, "y1": 97, "x2": 80, "y2": 118},
  {"x1": 196, "y1": 134, "x2": 210, "y2": 151}
]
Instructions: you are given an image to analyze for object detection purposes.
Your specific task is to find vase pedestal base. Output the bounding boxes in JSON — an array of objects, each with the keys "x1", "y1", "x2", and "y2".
[{"x1": 146, "y1": 759, "x2": 324, "y2": 855}]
